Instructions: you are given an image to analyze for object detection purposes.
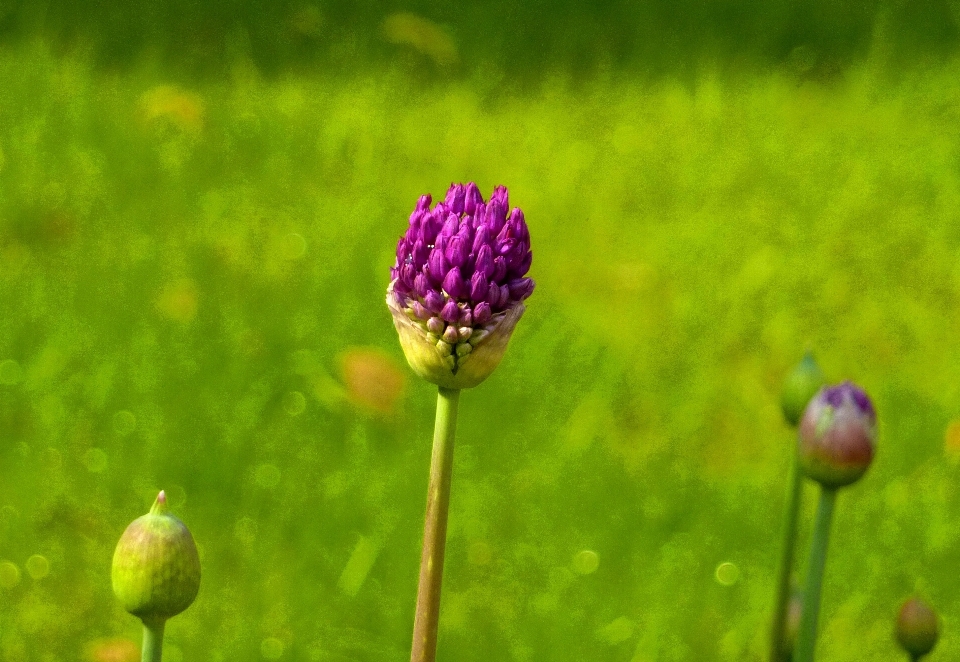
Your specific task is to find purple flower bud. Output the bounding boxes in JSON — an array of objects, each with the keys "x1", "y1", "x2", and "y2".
[
  {"x1": 420, "y1": 212, "x2": 441, "y2": 243},
  {"x1": 508, "y1": 278, "x2": 535, "y2": 301},
  {"x1": 424, "y1": 290, "x2": 445, "y2": 314},
  {"x1": 490, "y1": 185, "x2": 508, "y2": 208},
  {"x1": 798, "y1": 381, "x2": 877, "y2": 488},
  {"x1": 511, "y1": 250, "x2": 533, "y2": 278},
  {"x1": 412, "y1": 240, "x2": 430, "y2": 268},
  {"x1": 412, "y1": 301, "x2": 430, "y2": 320},
  {"x1": 472, "y1": 225, "x2": 491, "y2": 255},
  {"x1": 396, "y1": 237, "x2": 411, "y2": 262},
  {"x1": 416, "y1": 194, "x2": 432, "y2": 211},
  {"x1": 428, "y1": 249, "x2": 449, "y2": 284},
  {"x1": 459, "y1": 308, "x2": 473, "y2": 326},
  {"x1": 441, "y1": 213, "x2": 459, "y2": 241},
  {"x1": 485, "y1": 281, "x2": 500, "y2": 306},
  {"x1": 414, "y1": 273, "x2": 431, "y2": 298},
  {"x1": 400, "y1": 263, "x2": 416, "y2": 289},
  {"x1": 426, "y1": 316, "x2": 445, "y2": 334},
  {"x1": 440, "y1": 299, "x2": 460, "y2": 323},
  {"x1": 473, "y1": 302, "x2": 491, "y2": 324},
  {"x1": 444, "y1": 183, "x2": 465, "y2": 215},
  {"x1": 492, "y1": 256, "x2": 507, "y2": 283},
  {"x1": 442, "y1": 268, "x2": 467, "y2": 299},
  {"x1": 484, "y1": 203, "x2": 506, "y2": 235},
  {"x1": 446, "y1": 236, "x2": 468, "y2": 268},
  {"x1": 474, "y1": 245, "x2": 494, "y2": 279},
  {"x1": 896, "y1": 597, "x2": 939, "y2": 658},
  {"x1": 470, "y1": 272, "x2": 489, "y2": 301},
  {"x1": 464, "y1": 182, "x2": 483, "y2": 215}
]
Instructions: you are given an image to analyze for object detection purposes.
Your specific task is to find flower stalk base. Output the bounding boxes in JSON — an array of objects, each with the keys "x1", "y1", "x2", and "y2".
[
  {"x1": 411, "y1": 387, "x2": 461, "y2": 662},
  {"x1": 793, "y1": 487, "x2": 837, "y2": 662},
  {"x1": 141, "y1": 620, "x2": 165, "y2": 662}
]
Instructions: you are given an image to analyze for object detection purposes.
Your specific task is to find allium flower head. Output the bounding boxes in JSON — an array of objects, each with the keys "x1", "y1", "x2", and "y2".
[
  {"x1": 388, "y1": 182, "x2": 534, "y2": 389},
  {"x1": 798, "y1": 381, "x2": 877, "y2": 488},
  {"x1": 112, "y1": 491, "x2": 201, "y2": 624},
  {"x1": 895, "y1": 597, "x2": 939, "y2": 658}
]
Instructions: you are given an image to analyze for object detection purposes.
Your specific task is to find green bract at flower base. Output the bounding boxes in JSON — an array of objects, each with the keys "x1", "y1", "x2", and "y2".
[
  {"x1": 387, "y1": 283, "x2": 525, "y2": 390},
  {"x1": 112, "y1": 491, "x2": 201, "y2": 662}
]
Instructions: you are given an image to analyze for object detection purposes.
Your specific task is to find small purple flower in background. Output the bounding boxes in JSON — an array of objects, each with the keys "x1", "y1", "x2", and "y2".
[
  {"x1": 387, "y1": 182, "x2": 534, "y2": 389},
  {"x1": 798, "y1": 381, "x2": 877, "y2": 488}
]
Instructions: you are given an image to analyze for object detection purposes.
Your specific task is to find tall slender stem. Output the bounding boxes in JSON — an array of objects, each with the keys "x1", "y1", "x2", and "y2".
[
  {"x1": 141, "y1": 619, "x2": 165, "y2": 662},
  {"x1": 770, "y1": 451, "x2": 804, "y2": 661},
  {"x1": 793, "y1": 487, "x2": 837, "y2": 662},
  {"x1": 410, "y1": 387, "x2": 461, "y2": 662}
]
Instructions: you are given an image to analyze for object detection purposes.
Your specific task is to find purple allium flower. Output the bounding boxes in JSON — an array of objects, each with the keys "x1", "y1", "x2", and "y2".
[
  {"x1": 896, "y1": 597, "x2": 939, "y2": 658},
  {"x1": 798, "y1": 381, "x2": 877, "y2": 488},
  {"x1": 387, "y1": 183, "x2": 534, "y2": 389}
]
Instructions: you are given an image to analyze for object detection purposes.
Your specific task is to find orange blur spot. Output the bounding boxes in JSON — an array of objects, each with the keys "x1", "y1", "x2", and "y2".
[
  {"x1": 155, "y1": 278, "x2": 199, "y2": 323},
  {"x1": 945, "y1": 420, "x2": 960, "y2": 458},
  {"x1": 85, "y1": 638, "x2": 138, "y2": 662},
  {"x1": 139, "y1": 85, "x2": 205, "y2": 133},
  {"x1": 338, "y1": 347, "x2": 406, "y2": 416}
]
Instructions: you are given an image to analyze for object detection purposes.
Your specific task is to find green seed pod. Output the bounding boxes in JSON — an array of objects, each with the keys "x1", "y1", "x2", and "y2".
[
  {"x1": 781, "y1": 352, "x2": 826, "y2": 427},
  {"x1": 112, "y1": 491, "x2": 201, "y2": 624},
  {"x1": 895, "y1": 597, "x2": 939, "y2": 658}
]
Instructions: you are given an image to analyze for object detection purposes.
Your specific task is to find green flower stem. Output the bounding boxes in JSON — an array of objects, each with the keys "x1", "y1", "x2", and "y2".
[
  {"x1": 770, "y1": 451, "x2": 804, "y2": 662},
  {"x1": 141, "y1": 619, "x2": 165, "y2": 662},
  {"x1": 410, "y1": 387, "x2": 461, "y2": 662},
  {"x1": 793, "y1": 487, "x2": 837, "y2": 662}
]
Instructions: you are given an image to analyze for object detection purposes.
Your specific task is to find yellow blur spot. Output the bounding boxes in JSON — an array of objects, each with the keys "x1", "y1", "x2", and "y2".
[
  {"x1": 26, "y1": 555, "x2": 49, "y2": 579},
  {"x1": 83, "y1": 448, "x2": 107, "y2": 473},
  {"x1": 572, "y1": 550, "x2": 599, "y2": 575},
  {"x1": 597, "y1": 616, "x2": 635, "y2": 645},
  {"x1": 468, "y1": 540, "x2": 492, "y2": 566},
  {"x1": 0, "y1": 561, "x2": 20, "y2": 588},
  {"x1": 261, "y1": 637, "x2": 284, "y2": 659},
  {"x1": 254, "y1": 464, "x2": 281, "y2": 489},
  {"x1": 338, "y1": 535, "x2": 379, "y2": 597},
  {"x1": 283, "y1": 391, "x2": 306, "y2": 416},
  {"x1": 156, "y1": 279, "x2": 199, "y2": 323},
  {"x1": 112, "y1": 410, "x2": 136, "y2": 435},
  {"x1": 715, "y1": 561, "x2": 739, "y2": 586},
  {"x1": 382, "y1": 13, "x2": 459, "y2": 67},
  {"x1": 289, "y1": 5, "x2": 323, "y2": 37},
  {"x1": 139, "y1": 85, "x2": 205, "y2": 133}
]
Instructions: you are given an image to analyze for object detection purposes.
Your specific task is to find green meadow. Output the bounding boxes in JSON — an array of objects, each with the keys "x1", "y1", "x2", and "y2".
[{"x1": 1, "y1": 4, "x2": 960, "y2": 660}]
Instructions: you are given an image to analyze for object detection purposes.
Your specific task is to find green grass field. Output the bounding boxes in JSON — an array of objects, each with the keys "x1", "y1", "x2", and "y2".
[{"x1": 1, "y1": 18, "x2": 960, "y2": 661}]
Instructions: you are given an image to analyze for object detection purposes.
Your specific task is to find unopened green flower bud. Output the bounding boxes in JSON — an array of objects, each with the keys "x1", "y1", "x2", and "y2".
[
  {"x1": 112, "y1": 491, "x2": 201, "y2": 624},
  {"x1": 781, "y1": 352, "x2": 826, "y2": 427},
  {"x1": 895, "y1": 597, "x2": 938, "y2": 658}
]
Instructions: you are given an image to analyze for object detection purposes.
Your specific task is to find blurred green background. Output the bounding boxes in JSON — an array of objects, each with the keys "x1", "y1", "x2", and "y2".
[{"x1": 2, "y1": 1, "x2": 960, "y2": 660}]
